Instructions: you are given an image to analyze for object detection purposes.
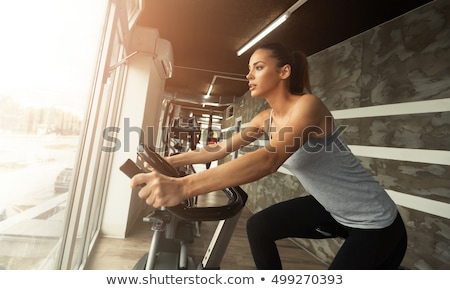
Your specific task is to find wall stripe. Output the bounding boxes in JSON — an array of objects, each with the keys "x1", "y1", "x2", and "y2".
[
  {"x1": 234, "y1": 99, "x2": 450, "y2": 131},
  {"x1": 348, "y1": 145, "x2": 450, "y2": 165},
  {"x1": 273, "y1": 163, "x2": 450, "y2": 219},
  {"x1": 241, "y1": 142, "x2": 450, "y2": 166},
  {"x1": 387, "y1": 189, "x2": 450, "y2": 219},
  {"x1": 271, "y1": 147, "x2": 450, "y2": 173},
  {"x1": 331, "y1": 98, "x2": 450, "y2": 119}
]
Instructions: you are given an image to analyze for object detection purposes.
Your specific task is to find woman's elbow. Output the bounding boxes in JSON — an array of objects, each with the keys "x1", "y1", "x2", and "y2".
[
  {"x1": 257, "y1": 151, "x2": 283, "y2": 175},
  {"x1": 267, "y1": 161, "x2": 282, "y2": 174}
]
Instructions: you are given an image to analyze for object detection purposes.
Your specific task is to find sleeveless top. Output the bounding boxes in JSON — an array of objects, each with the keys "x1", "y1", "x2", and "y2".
[{"x1": 269, "y1": 110, "x2": 397, "y2": 229}]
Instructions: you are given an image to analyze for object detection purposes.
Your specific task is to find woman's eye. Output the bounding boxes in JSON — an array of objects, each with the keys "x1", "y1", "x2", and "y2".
[{"x1": 256, "y1": 66, "x2": 263, "y2": 70}]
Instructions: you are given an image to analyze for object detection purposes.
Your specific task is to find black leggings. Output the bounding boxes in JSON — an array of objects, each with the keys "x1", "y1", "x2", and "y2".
[{"x1": 246, "y1": 195, "x2": 407, "y2": 270}]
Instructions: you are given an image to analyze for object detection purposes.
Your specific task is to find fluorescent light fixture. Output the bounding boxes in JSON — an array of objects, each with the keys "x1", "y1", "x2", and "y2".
[
  {"x1": 206, "y1": 84, "x2": 213, "y2": 97},
  {"x1": 236, "y1": 0, "x2": 309, "y2": 56},
  {"x1": 205, "y1": 75, "x2": 246, "y2": 97},
  {"x1": 237, "y1": 14, "x2": 289, "y2": 56}
]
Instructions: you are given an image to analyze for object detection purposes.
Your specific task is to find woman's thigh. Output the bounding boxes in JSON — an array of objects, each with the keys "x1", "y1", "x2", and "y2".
[
  {"x1": 329, "y1": 213, "x2": 407, "y2": 269},
  {"x1": 248, "y1": 195, "x2": 348, "y2": 240}
]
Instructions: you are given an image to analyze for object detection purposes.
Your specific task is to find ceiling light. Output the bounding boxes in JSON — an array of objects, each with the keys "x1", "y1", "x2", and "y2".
[
  {"x1": 236, "y1": 0, "x2": 309, "y2": 56},
  {"x1": 206, "y1": 84, "x2": 213, "y2": 97},
  {"x1": 237, "y1": 14, "x2": 289, "y2": 57},
  {"x1": 205, "y1": 75, "x2": 247, "y2": 97}
]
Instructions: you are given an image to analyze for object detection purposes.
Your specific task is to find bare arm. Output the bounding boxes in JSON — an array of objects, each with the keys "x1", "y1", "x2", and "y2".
[
  {"x1": 131, "y1": 95, "x2": 330, "y2": 207},
  {"x1": 183, "y1": 95, "x2": 329, "y2": 197},
  {"x1": 166, "y1": 111, "x2": 267, "y2": 167}
]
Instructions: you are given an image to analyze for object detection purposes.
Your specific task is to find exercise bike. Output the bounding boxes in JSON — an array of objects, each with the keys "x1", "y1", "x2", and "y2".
[{"x1": 120, "y1": 144, "x2": 248, "y2": 270}]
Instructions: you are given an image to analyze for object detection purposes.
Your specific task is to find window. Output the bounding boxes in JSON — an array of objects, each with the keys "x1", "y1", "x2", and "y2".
[
  {"x1": 0, "y1": 0, "x2": 110, "y2": 269},
  {"x1": 226, "y1": 105, "x2": 234, "y2": 119}
]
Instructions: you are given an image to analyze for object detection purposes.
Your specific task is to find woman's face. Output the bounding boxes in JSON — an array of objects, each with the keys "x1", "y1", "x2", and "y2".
[{"x1": 246, "y1": 49, "x2": 283, "y2": 98}]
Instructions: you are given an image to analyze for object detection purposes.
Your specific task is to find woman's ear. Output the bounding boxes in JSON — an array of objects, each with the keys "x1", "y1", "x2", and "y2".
[{"x1": 280, "y1": 64, "x2": 291, "y2": 79}]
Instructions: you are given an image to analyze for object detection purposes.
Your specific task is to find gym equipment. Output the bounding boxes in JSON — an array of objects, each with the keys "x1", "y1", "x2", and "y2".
[
  {"x1": 120, "y1": 144, "x2": 248, "y2": 270},
  {"x1": 166, "y1": 117, "x2": 201, "y2": 155}
]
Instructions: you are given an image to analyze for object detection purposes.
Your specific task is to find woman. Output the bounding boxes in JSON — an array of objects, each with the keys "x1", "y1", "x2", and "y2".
[{"x1": 131, "y1": 42, "x2": 407, "y2": 269}]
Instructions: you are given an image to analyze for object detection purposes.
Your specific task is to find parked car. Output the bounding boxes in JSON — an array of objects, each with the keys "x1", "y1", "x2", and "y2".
[{"x1": 54, "y1": 168, "x2": 73, "y2": 193}]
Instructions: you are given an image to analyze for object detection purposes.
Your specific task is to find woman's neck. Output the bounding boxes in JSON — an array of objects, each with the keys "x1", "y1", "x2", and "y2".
[{"x1": 265, "y1": 91, "x2": 298, "y2": 116}]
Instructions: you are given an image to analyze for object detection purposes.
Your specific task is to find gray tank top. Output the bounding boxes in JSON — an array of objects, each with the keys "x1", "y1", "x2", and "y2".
[{"x1": 269, "y1": 110, "x2": 397, "y2": 229}]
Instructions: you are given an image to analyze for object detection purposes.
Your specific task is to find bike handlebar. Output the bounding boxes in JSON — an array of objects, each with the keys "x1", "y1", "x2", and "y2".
[
  {"x1": 120, "y1": 144, "x2": 248, "y2": 222},
  {"x1": 167, "y1": 186, "x2": 248, "y2": 222}
]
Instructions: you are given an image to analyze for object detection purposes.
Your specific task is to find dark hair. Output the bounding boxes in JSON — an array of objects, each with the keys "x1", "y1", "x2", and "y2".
[{"x1": 255, "y1": 42, "x2": 311, "y2": 94}]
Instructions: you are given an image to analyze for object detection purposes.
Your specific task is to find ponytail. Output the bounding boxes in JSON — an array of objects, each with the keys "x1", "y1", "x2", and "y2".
[{"x1": 292, "y1": 50, "x2": 311, "y2": 94}]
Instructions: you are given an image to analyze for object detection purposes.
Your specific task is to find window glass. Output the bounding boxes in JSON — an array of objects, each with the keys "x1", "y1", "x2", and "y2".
[{"x1": 0, "y1": 0, "x2": 106, "y2": 269}]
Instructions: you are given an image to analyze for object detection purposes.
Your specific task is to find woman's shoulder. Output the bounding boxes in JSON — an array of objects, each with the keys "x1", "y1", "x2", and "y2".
[
  {"x1": 293, "y1": 93, "x2": 328, "y2": 112},
  {"x1": 296, "y1": 93, "x2": 322, "y2": 104}
]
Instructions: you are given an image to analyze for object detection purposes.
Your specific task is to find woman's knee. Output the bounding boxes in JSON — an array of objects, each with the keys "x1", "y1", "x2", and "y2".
[{"x1": 246, "y1": 211, "x2": 271, "y2": 237}]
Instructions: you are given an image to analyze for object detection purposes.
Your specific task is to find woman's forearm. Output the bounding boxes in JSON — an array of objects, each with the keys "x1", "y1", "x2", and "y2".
[
  {"x1": 168, "y1": 125, "x2": 264, "y2": 168},
  {"x1": 182, "y1": 148, "x2": 277, "y2": 198},
  {"x1": 168, "y1": 143, "x2": 229, "y2": 167}
]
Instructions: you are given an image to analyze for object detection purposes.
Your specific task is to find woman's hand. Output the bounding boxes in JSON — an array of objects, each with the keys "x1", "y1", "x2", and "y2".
[{"x1": 130, "y1": 171, "x2": 187, "y2": 208}]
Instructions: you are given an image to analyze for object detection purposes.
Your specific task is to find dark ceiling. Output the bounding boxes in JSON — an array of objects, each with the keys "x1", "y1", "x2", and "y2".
[{"x1": 137, "y1": 0, "x2": 431, "y2": 115}]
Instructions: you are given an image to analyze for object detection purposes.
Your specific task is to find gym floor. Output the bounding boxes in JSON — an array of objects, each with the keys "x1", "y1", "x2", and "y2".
[{"x1": 85, "y1": 190, "x2": 328, "y2": 270}]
